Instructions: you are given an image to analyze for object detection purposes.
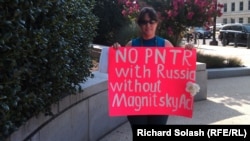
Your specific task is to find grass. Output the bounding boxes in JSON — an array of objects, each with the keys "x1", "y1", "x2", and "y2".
[{"x1": 197, "y1": 51, "x2": 244, "y2": 68}]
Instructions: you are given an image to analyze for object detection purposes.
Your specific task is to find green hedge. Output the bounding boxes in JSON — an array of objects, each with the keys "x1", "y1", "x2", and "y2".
[{"x1": 0, "y1": 0, "x2": 98, "y2": 140}]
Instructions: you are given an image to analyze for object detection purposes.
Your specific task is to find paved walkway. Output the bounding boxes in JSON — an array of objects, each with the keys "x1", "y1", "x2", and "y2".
[
  {"x1": 99, "y1": 44, "x2": 250, "y2": 141},
  {"x1": 99, "y1": 76, "x2": 250, "y2": 141}
]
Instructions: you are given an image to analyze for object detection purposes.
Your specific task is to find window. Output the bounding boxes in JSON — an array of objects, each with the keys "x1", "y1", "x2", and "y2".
[
  {"x1": 224, "y1": 3, "x2": 227, "y2": 12},
  {"x1": 245, "y1": 25, "x2": 250, "y2": 32},
  {"x1": 231, "y1": 18, "x2": 235, "y2": 23},
  {"x1": 248, "y1": 17, "x2": 250, "y2": 23},
  {"x1": 249, "y1": 0, "x2": 250, "y2": 10},
  {"x1": 223, "y1": 18, "x2": 227, "y2": 24},
  {"x1": 239, "y1": 18, "x2": 244, "y2": 23},
  {"x1": 231, "y1": 26, "x2": 242, "y2": 31},
  {"x1": 231, "y1": 2, "x2": 235, "y2": 11},
  {"x1": 239, "y1": 2, "x2": 243, "y2": 11},
  {"x1": 222, "y1": 25, "x2": 231, "y2": 30}
]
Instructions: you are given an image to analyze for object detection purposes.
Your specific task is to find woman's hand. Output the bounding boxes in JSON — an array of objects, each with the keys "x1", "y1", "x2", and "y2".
[{"x1": 112, "y1": 42, "x2": 121, "y2": 49}]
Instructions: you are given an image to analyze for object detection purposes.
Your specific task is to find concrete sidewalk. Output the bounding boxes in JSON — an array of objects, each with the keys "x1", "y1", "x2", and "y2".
[{"x1": 99, "y1": 76, "x2": 250, "y2": 141}]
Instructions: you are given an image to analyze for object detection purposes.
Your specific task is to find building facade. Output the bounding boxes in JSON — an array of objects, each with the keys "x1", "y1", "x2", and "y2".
[{"x1": 217, "y1": 0, "x2": 250, "y2": 24}]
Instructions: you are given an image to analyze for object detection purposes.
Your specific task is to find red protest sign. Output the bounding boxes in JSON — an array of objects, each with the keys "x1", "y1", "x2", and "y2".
[{"x1": 108, "y1": 47, "x2": 197, "y2": 118}]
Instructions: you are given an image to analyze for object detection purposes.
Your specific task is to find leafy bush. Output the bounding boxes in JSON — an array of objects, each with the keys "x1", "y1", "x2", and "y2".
[
  {"x1": 93, "y1": 0, "x2": 138, "y2": 46},
  {"x1": 0, "y1": 0, "x2": 98, "y2": 140},
  {"x1": 197, "y1": 51, "x2": 244, "y2": 68}
]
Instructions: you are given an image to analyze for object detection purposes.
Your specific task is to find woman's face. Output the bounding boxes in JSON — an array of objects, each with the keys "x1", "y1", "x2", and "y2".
[{"x1": 139, "y1": 13, "x2": 158, "y2": 39}]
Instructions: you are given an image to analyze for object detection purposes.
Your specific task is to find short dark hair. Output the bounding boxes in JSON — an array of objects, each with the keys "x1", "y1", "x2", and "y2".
[{"x1": 137, "y1": 7, "x2": 158, "y2": 25}]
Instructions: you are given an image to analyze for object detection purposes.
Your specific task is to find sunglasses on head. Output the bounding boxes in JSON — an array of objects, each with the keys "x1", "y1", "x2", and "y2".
[{"x1": 138, "y1": 20, "x2": 157, "y2": 25}]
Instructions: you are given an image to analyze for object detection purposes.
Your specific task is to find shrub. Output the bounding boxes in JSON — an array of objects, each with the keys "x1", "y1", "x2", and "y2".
[
  {"x1": 93, "y1": 0, "x2": 138, "y2": 46},
  {"x1": 197, "y1": 51, "x2": 244, "y2": 68},
  {"x1": 0, "y1": 0, "x2": 98, "y2": 140}
]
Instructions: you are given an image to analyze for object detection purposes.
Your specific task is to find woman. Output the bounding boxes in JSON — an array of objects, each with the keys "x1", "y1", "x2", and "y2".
[
  {"x1": 114, "y1": 7, "x2": 174, "y2": 48},
  {"x1": 112, "y1": 7, "x2": 193, "y2": 127}
]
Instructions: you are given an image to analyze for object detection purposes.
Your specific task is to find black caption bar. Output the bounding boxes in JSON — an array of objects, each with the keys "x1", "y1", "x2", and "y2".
[{"x1": 132, "y1": 125, "x2": 250, "y2": 141}]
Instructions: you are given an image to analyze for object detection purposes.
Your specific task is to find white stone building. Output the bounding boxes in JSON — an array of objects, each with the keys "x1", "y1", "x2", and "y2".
[{"x1": 217, "y1": 0, "x2": 250, "y2": 24}]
